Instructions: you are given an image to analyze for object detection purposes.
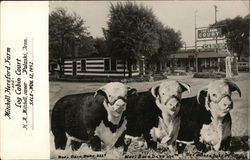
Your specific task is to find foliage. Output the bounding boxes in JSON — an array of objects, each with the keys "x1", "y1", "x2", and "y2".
[
  {"x1": 151, "y1": 22, "x2": 183, "y2": 63},
  {"x1": 210, "y1": 15, "x2": 249, "y2": 60},
  {"x1": 94, "y1": 37, "x2": 110, "y2": 57},
  {"x1": 77, "y1": 36, "x2": 97, "y2": 57},
  {"x1": 104, "y1": 2, "x2": 160, "y2": 77},
  {"x1": 49, "y1": 8, "x2": 95, "y2": 61},
  {"x1": 146, "y1": 22, "x2": 183, "y2": 72}
]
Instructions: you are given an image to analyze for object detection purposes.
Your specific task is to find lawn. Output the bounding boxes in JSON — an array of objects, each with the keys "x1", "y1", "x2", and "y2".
[{"x1": 50, "y1": 73, "x2": 250, "y2": 159}]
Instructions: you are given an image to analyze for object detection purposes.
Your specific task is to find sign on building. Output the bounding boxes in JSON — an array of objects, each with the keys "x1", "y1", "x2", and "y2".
[
  {"x1": 202, "y1": 43, "x2": 227, "y2": 49},
  {"x1": 197, "y1": 28, "x2": 223, "y2": 40}
]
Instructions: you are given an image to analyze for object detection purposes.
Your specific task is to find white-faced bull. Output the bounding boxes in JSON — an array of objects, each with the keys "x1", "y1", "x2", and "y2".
[
  {"x1": 51, "y1": 82, "x2": 137, "y2": 152},
  {"x1": 125, "y1": 80, "x2": 190, "y2": 153},
  {"x1": 177, "y1": 79, "x2": 241, "y2": 153}
]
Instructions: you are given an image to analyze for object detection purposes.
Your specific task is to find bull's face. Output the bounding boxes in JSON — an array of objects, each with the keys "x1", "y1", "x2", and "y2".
[
  {"x1": 95, "y1": 82, "x2": 137, "y2": 124},
  {"x1": 151, "y1": 80, "x2": 191, "y2": 116},
  {"x1": 198, "y1": 79, "x2": 241, "y2": 118}
]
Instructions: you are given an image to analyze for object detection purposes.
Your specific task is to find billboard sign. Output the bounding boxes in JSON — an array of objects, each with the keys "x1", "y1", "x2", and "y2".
[{"x1": 197, "y1": 28, "x2": 223, "y2": 39}]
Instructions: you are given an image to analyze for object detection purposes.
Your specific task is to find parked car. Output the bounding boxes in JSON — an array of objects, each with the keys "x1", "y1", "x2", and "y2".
[{"x1": 238, "y1": 62, "x2": 249, "y2": 72}]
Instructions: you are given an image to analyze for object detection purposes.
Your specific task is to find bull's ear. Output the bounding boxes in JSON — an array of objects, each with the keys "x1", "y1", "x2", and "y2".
[
  {"x1": 224, "y1": 79, "x2": 241, "y2": 97},
  {"x1": 178, "y1": 81, "x2": 191, "y2": 94},
  {"x1": 127, "y1": 88, "x2": 137, "y2": 96},
  {"x1": 150, "y1": 84, "x2": 160, "y2": 98},
  {"x1": 94, "y1": 88, "x2": 108, "y2": 101},
  {"x1": 197, "y1": 87, "x2": 208, "y2": 104}
]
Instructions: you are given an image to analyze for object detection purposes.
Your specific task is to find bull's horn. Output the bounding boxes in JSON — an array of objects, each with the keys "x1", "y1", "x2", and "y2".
[
  {"x1": 150, "y1": 83, "x2": 160, "y2": 98},
  {"x1": 127, "y1": 87, "x2": 137, "y2": 96},
  {"x1": 94, "y1": 87, "x2": 109, "y2": 102},
  {"x1": 178, "y1": 81, "x2": 191, "y2": 94},
  {"x1": 224, "y1": 79, "x2": 241, "y2": 97},
  {"x1": 197, "y1": 87, "x2": 208, "y2": 104}
]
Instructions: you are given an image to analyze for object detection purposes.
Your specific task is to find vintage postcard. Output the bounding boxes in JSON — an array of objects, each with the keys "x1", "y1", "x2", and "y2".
[{"x1": 1, "y1": 1, "x2": 249, "y2": 159}]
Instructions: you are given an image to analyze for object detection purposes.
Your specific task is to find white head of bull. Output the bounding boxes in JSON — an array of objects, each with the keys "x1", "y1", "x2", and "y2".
[
  {"x1": 151, "y1": 80, "x2": 191, "y2": 116},
  {"x1": 95, "y1": 82, "x2": 136, "y2": 125},
  {"x1": 197, "y1": 79, "x2": 241, "y2": 118},
  {"x1": 149, "y1": 80, "x2": 190, "y2": 152},
  {"x1": 197, "y1": 79, "x2": 241, "y2": 150}
]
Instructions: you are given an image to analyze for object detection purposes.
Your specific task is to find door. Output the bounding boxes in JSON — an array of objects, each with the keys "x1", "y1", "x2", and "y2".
[
  {"x1": 104, "y1": 59, "x2": 110, "y2": 71},
  {"x1": 198, "y1": 59, "x2": 202, "y2": 72}
]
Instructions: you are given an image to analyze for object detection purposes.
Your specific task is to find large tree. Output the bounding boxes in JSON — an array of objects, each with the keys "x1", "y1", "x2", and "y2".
[
  {"x1": 104, "y1": 2, "x2": 160, "y2": 77},
  {"x1": 157, "y1": 23, "x2": 182, "y2": 62},
  {"x1": 49, "y1": 8, "x2": 95, "y2": 74},
  {"x1": 147, "y1": 22, "x2": 183, "y2": 72},
  {"x1": 210, "y1": 15, "x2": 249, "y2": 60}
]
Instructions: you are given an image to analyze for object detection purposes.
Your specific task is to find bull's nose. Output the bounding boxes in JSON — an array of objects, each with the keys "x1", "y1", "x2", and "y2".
[
  {"x1": 115, "y1": 104, "x2": 126, "y2": 112},
  {"x1": 169, "y1": 103, "x2": 180, "y2": 111},
  {"x1": 116, "y1": 107, "x2": 123, "y2": 112},
  {"x1": 170, "y1": 101, "x2": 179, "y2": 107},
  {"x1": 226, "y1": 104, "x2": 233, "y2": 110},
  {"x1": 225, "y1": 103, "x2": 232, "y2": 106},
  {"x1": 223, "y1": 101, "x2": 232, "y2": 109}
]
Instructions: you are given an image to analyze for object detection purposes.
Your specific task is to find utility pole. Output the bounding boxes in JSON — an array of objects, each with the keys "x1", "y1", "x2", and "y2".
[
  {"x1": 194, "y1": 10, "x2": 198, "y2": 72},
  {"x1": 214, "y1": 5, "x2": 218, "y2": 53}
]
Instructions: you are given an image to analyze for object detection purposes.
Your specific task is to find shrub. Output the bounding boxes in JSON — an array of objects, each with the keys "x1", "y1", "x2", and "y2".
[{"x1": 193, "y1": 72, "x2": 226, "y2": 79}]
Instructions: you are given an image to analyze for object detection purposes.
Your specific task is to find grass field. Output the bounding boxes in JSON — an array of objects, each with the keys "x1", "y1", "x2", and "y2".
[{"x1": 50, "y1": 73, "x2": 249, "y2": 159}]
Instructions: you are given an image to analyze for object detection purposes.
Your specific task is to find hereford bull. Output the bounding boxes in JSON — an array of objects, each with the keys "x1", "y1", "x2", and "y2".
[
  {"x1": 125, "y1": 80, "x2": 191, "y2": 153},
  {"x1": 177, "y1": 79, "x2": 241, "y2": 153},
  {"x1": 51, "y1": 82, "x2": 136, "y2": 152}
]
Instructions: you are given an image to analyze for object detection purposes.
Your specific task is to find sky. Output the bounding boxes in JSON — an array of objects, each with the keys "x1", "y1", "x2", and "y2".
[{"x1": 50, "y1": 1, "x2": 249, "y2": 47}]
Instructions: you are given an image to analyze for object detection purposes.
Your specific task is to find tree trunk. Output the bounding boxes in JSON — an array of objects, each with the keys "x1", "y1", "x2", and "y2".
[{"x1": 156, "y1": 62, "x2": 161, "y2": 73}]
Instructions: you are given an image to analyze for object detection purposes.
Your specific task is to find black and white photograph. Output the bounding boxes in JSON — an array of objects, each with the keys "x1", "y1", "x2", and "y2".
[
  {"x1": 48, "y1": 1, "x2": 248, "y2": 159},
  {"x1": 0, "y1": 1, "x2": 246, "y2": 159},
  {"x1": 2, "y1": 1, "x2": 250, "y2": 159}
]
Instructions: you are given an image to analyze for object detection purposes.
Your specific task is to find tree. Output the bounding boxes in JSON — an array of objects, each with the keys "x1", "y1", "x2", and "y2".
[
  {"x1": 104, "y1": 2, "x2": 160, "y2": 77},
  {"x1": 210, "y1": 15, "x2": 249, "y2": 60},
  {"x1": 94, "y1": 37, "x2": 110, "y2": 57},
  {"x1": 77, "y1": 36, "x2": 97, "y2": 58},
  {"x1": 49, "y1": 8, "x2": 94, "y2": 75},
  {"x1": 146, "y1": 21, "x2": 182, "y2": 72}
]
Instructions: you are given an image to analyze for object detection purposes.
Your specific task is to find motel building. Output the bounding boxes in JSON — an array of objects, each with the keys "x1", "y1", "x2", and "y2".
[
  {"x1": 164, "y1": 48, "x2": 229, "y2": 72},
  {"x1": 149, "y1": 48, "x2": 228, "y2": 72},
  {"x1": 61, "y1": 56, "x2": 145, "y2": 77}
]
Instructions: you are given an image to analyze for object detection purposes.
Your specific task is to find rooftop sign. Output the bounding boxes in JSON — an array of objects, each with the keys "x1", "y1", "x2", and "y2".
[{"x1": 197, "y1": 28, "x2": 223, "y2": 39}]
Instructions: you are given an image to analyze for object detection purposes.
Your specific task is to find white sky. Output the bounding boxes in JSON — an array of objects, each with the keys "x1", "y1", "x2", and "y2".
[{"x1": 50, "y1": 1, "x2": 249, "y2": 47}]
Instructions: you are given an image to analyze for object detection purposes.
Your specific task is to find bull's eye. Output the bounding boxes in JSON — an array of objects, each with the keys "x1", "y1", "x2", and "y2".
[
  {"x1": 109, "y1": 95, "x2": 111, "y2": 97},
  {"x1": 212, "y1": 93, "x2": 217, "y2": 98},
  {"x1": 162, "y1": 93, "x2": 165, "y2": 95}
]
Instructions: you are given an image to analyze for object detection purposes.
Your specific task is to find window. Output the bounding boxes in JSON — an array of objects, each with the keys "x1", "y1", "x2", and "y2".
[
  {"x1": 104, "y1": 59, "x2": 110, "y2": 71},
  {"x1": 81, "y1": 59, "x2": 86, "y2": 71},
  {"x1": 111, "y1": 59, "x2": 116, "y2": 71}
]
